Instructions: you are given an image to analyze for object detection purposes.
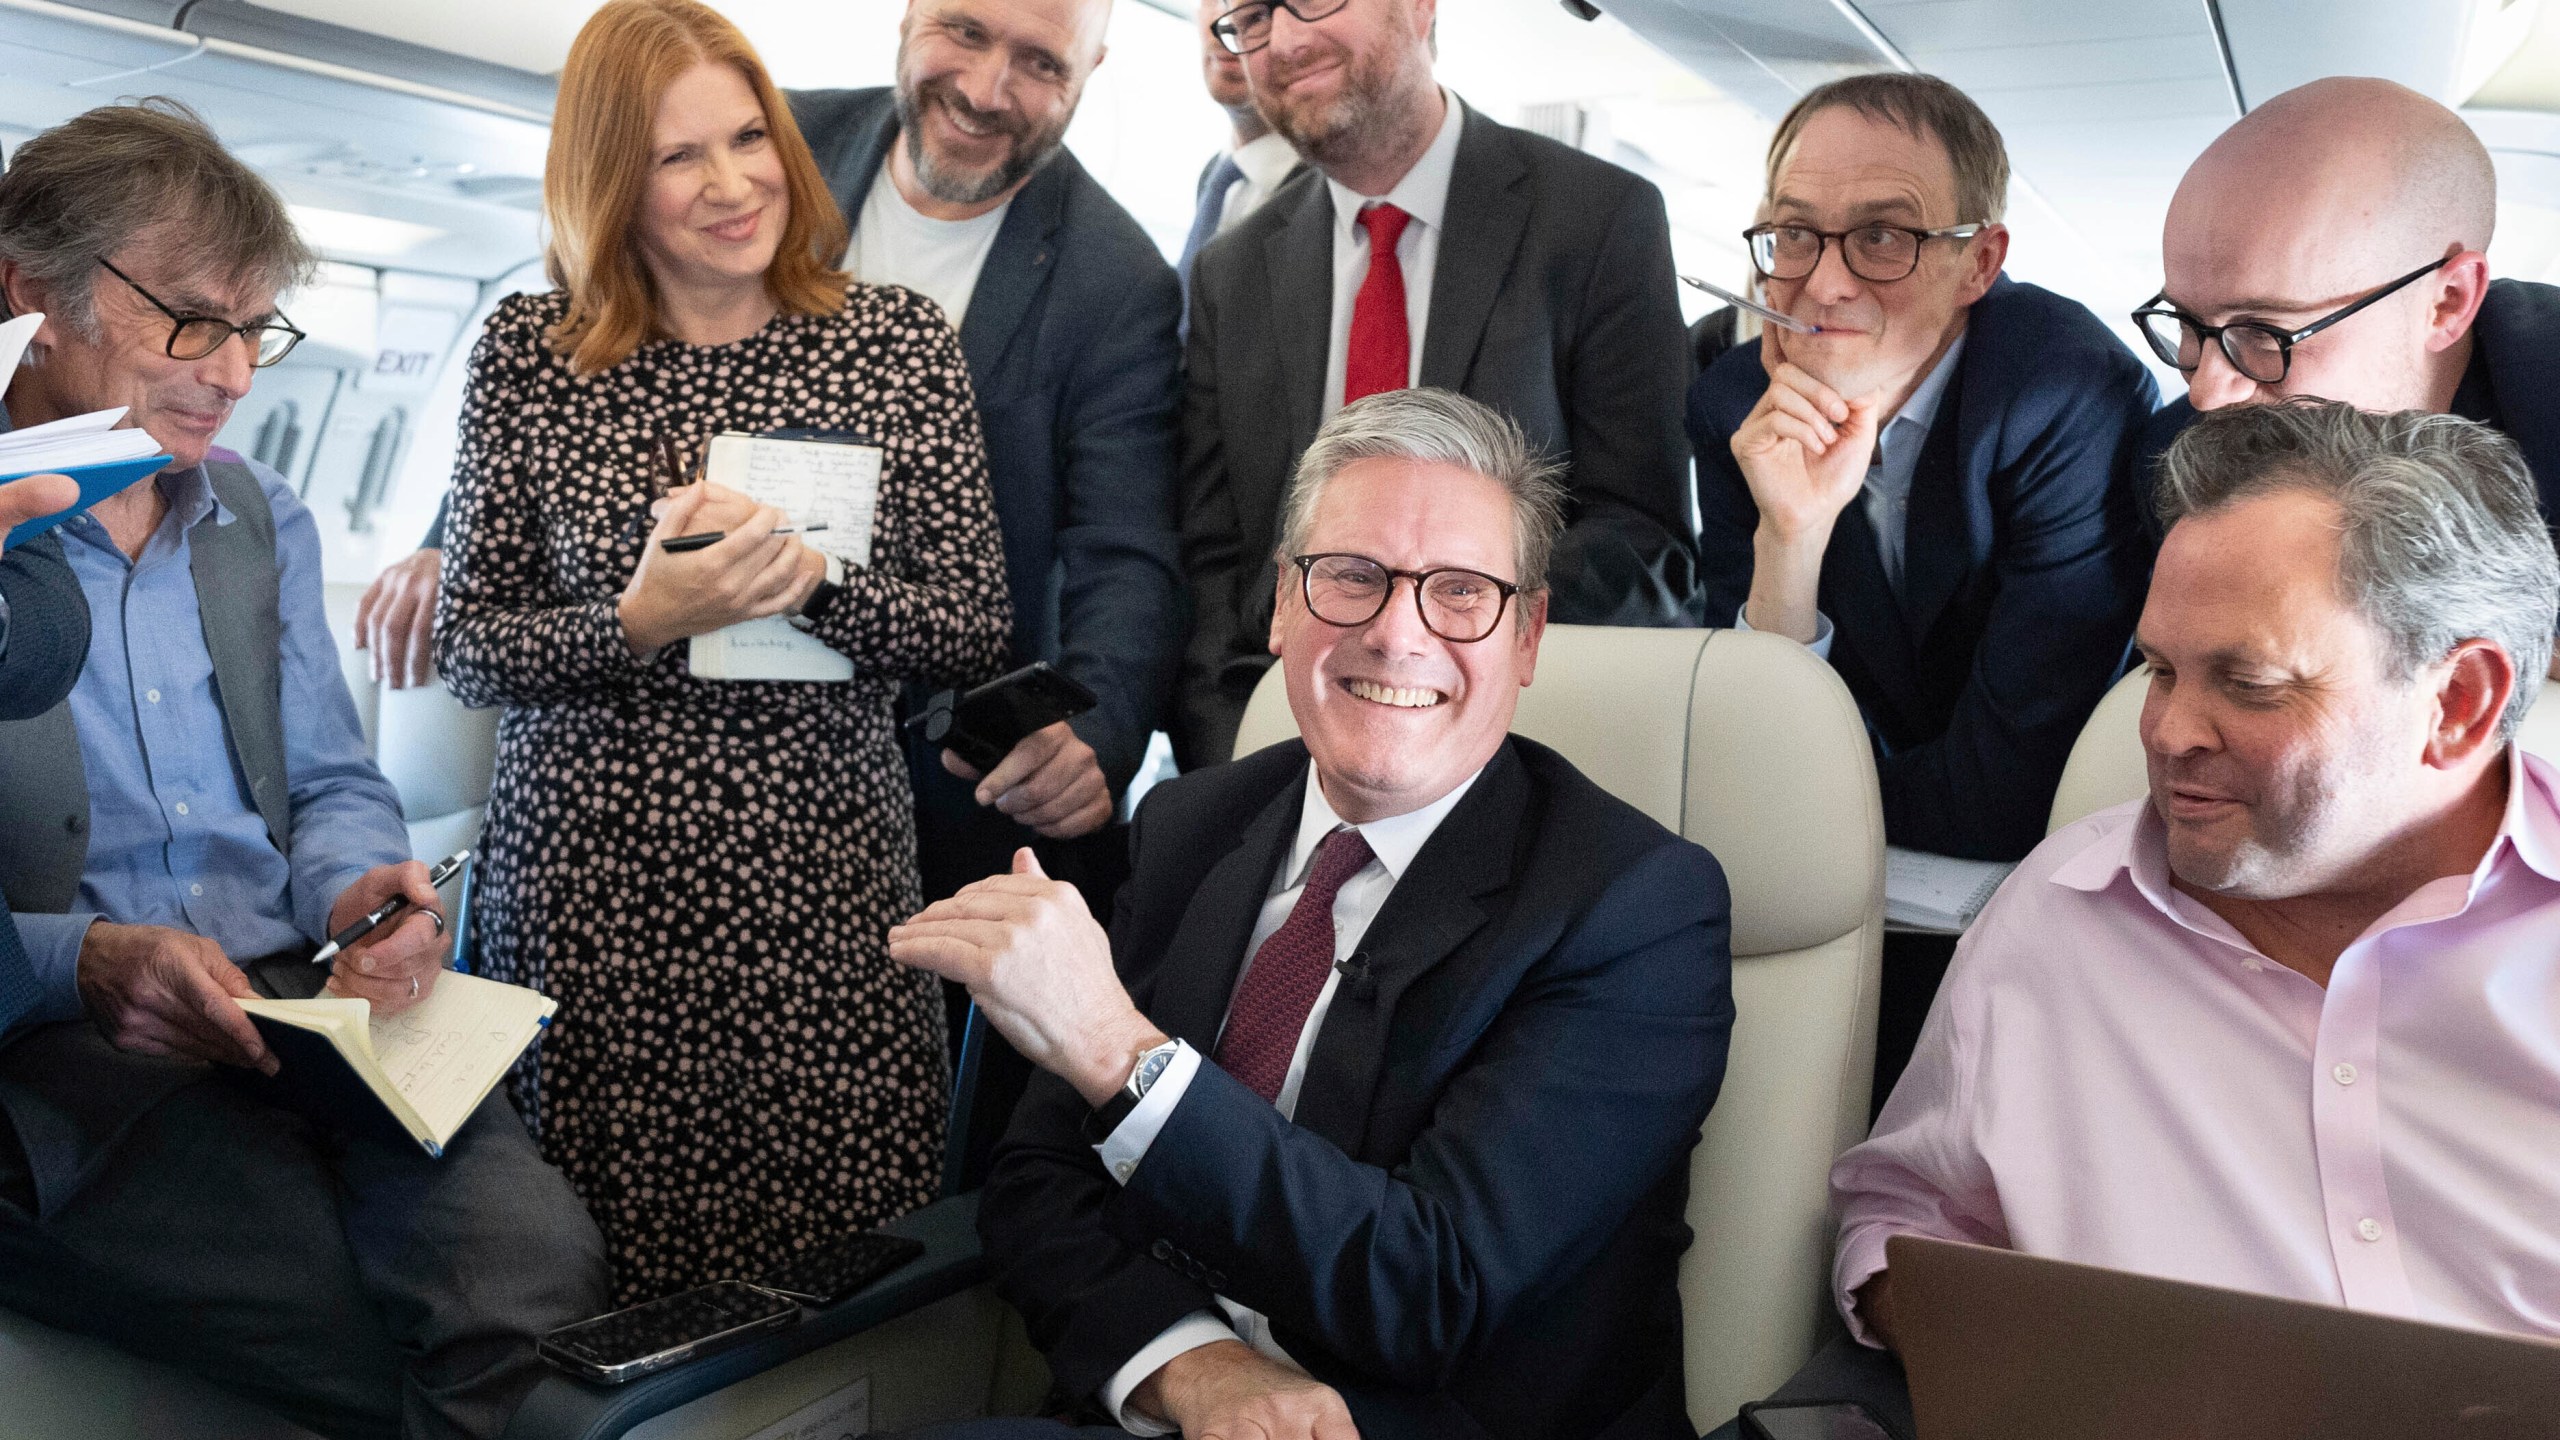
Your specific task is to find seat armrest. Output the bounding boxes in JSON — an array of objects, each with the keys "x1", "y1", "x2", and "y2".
[{"x1": 500, "y1": 1193, "x2": 989, "y2": 1440}]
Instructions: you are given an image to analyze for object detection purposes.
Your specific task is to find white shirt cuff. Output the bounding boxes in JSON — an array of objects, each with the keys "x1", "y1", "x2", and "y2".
[
  {"x1": 1094, "y1": 1041, "x2": 1204, "y2": 1185},
  {"x1": 823, "y1": 553, "x2": 845, "y2": 586},
  {"x1": 1102, "y1": 1309, "x2": 1240, "y2": 1434},
  {"x1": 1735, "y1": 603, "x2": 1835, "y2": 661}
]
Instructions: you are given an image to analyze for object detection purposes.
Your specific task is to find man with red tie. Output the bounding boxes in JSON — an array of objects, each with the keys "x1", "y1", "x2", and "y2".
[
  {"x1": 892, "y1": 389, "x2": 1733, "y2": 1440},
  {"x1": 1170, "y1": 0, "x2": 1698, "y2": 770}
]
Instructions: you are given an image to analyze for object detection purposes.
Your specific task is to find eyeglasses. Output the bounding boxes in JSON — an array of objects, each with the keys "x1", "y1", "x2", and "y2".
[
  {"x1": 1293, "y1": 552, "x2": 1522, "y2": 643},
  {"x1": 1743, "y1": 221, "x2": 1988, "y2": 285},
  {"x1": 1210, "y1": 0, "x2": 1350, "y2": 55},
  {"x1": 2130, "y1": 258, "x2": 2447, "y2": 386},
  {"x1": 98, "y1": 259, "x2": 304, "y2": 368}
]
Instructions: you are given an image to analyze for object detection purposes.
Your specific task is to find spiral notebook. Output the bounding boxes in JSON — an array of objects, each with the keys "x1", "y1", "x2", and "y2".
[
  {"x1": 1885, "y1": 847, "x2": 2019, "y2": 934},
  {"x1": 687, "y1": 431, "x2": 883, "y2": 682}
]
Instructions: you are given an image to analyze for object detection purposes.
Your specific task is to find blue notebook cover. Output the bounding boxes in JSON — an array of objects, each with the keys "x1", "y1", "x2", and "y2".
[{"x1": 3, "y1": 454, "x2": 171, "y2": 548}]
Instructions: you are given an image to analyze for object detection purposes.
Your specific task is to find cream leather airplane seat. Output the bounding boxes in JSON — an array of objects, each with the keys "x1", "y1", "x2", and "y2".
[
  {"x1": 322, "y1": 581, "x2": 499, "y2": 893},
  {"x1": 2048, "y1": 667, "x2": 2560, "y2": 835},
  {"x1": 1234, "y1": 624, "x2": 1887, "y2": 1431}
]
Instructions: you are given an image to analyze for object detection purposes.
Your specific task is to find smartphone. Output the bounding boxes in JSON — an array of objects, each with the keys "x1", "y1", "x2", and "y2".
[
  {"x1": 750, "y1": 1229, "x2": 926, "y2": 1306},
  {"x1": 537, "y1": 1280, "x2": 802, "y2": 1384},
  {"x1": 1740, "y1": 1399, "x2": 1902, "y2": 1440},
  {"x1": 905, "y1": 661, "x2": 1100, "y2": 775}
]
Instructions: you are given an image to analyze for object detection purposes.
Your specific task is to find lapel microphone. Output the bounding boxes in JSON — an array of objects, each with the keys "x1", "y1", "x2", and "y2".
[{"x1": 1334, "y1": 950, "x2": 1376, "y2": 1001}]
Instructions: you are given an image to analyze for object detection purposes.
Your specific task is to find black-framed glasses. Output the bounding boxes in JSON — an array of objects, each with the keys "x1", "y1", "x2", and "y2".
[
  {"x1": 1293, "y1": 552, "x2": 1521, "y2": 644},
  {"x1": 2131, "y1": 258, "x2": 2448, "y2": 386},
  {"x1": 1744, "y1": 221, "x2": 1988, "y2": 285},
  {"x1": 98, "y1": 258, "x2": 304, "y2": 368},
  {"x1": 1211, "y1": 0, "x2": 1350, "y2": 55}
]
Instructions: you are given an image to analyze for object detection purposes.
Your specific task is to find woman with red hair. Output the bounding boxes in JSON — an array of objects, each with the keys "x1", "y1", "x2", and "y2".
[{"x1": 434, "y1": 0, "x2": 1009, "y2": 1301}]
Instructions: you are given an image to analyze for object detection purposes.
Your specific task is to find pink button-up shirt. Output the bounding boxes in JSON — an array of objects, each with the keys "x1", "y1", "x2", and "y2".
[{"x1": 1832, "y1": 750, "x2": 2560, "y2": 1347}]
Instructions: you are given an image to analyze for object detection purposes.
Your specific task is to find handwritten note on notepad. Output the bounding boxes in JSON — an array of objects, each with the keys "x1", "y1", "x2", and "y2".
[
  {"x1": 688, "y1": 432, "x2": 883, "y2": 682},
  {"x1": 367, "y1": 974, "x2": 557, "y2": 1144},
  {"x1": 1885, "y1": 846, "x2": 2019, "y2": 934}
]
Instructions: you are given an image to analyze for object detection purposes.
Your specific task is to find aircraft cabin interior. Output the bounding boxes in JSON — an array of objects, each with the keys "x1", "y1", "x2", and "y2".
[{"x1": 1, "y1": 0, "x2": 2558, "y2": 1438}]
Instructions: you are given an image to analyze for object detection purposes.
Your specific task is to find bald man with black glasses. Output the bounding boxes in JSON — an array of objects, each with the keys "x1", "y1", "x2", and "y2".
[{"x1": 2138, "y1": 76, "x2": 2560, "y2": 678}]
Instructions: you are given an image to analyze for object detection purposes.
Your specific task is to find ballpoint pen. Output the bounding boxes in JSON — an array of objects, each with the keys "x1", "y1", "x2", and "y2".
[
  {"x1": 1679, "y1": 274, "x2": 1822, "y2": 334},
  {"x1": 312, "y1": 849, "x2": 470, "y2": 965},
  {"x1": 659, "y1": 523, "x2": 830, "y2": 553}
]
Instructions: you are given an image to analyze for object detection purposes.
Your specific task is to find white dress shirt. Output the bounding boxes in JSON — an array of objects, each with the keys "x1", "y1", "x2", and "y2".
[
  {"x1": 1094, "y1": 762, "x2": 1484, "y2": 1432},
  {"x1": 1318, "y1": 88, "x2": 1467, "y2": 419},
  {"x1": 843, "y1": 164, "x2": 1011, "y2": 331},
  {"x1": 1215, "y1": 131, "x2": 1302, "y2": 235},
  {"x1": 1736, "y1": 333, "x2": 1967, "y2": 659}
]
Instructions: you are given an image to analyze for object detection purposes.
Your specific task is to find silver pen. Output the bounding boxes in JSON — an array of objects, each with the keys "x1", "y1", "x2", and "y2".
[{"x1": 1680, "y1": 274, "x2": 1822, "y2": 335}]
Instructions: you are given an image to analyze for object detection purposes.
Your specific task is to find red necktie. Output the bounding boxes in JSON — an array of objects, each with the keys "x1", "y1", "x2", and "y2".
[
  {"x1": 1343, "y1": 203, "x2": 1413, "y2": 405},
  {"x1": 1215, "y1": 827, "x2": 1377, "y2": 1104}
]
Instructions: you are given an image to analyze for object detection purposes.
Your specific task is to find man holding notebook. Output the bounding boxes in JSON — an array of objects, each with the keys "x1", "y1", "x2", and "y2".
[{"x1": 0, "y1": 101, "x2": 605, "y2": 1440}]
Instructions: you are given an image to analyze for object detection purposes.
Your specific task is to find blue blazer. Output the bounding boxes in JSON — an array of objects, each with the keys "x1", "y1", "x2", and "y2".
[
  {"x1": 2141, "y1": 277, "x2": 2560, "y2": 539},
  {"x1": 979, "y1": 737, "x2": 1733, "y2": 1440},
  {"x1": 791, "y1": 88, "x2": 1187, "y2": 891},
  {"x1": 0, "y1": 534, "x2": 88, "y2": 1037},
  {"x1": 1691, "y1": 277, "x2": 2159, "y2": 860}
]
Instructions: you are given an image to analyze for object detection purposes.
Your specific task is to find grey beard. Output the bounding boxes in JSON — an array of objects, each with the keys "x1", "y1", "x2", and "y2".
[{"x1": 895, "y1": 89, "x2": 1057, "y2": 207}]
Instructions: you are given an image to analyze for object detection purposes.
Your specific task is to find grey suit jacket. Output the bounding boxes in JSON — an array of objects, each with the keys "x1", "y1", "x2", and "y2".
[
  {"x1": 791, "y1": 87, "x2": 1184, "y2": 891},
  {"x1": 1173, "y1": 101, "x2": 1700, "y2": 767}
]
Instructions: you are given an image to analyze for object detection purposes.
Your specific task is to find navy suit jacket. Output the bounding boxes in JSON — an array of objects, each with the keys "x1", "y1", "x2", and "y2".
[
  {"x1": 0, "y1": 534, "x2": 89, "y2": 1037},
  {"x1": 979, "y1": 737, "x2": 1733, "y2": 1440},
  {"x1": 791, "y1": 88, "x2": 1185, "y2": 891},
  {"x1": 2141, "y1": 278, "x2": 2560, "y2": 546},
  {"x1": 1692, "y1": 276, "x2": 2158, "y2": 860}
]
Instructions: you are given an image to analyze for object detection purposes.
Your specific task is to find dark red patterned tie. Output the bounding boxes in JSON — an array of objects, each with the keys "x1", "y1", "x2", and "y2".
[
  {"x1": 1216, "y1": 827, "x2": 1377, "y2": 1104},
  {"x1": 1343, "y1": 203, "x2": 1413, "y2": 405}
]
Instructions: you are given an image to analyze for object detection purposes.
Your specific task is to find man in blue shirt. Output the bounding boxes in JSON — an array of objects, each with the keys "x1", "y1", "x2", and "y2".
[{"x1": 0, "y1": 100, "x2": 604, "y2": 1440}]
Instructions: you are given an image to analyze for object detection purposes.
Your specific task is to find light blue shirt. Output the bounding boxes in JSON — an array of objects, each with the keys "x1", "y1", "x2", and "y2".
[
  {"x1": 1741, "y1": 333, "x2": 1967, "y2": 659},
  {"x1": 15, "y1": 455, "x2": 408, "y2": 1022}
]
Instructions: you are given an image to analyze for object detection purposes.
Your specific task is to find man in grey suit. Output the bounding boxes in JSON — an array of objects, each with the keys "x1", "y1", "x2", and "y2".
[
  {"x1": 0, "y1": 101, "x2": 605, "y2": 1440},
  {"x1": 790, "y1": 0, "x2": 1184, "y2": 906},
  {"x1": 1174, "y1": 0, "x2": 1699, "y2": 768}
]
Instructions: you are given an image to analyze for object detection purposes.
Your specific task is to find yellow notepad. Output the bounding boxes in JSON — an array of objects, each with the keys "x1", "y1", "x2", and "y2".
[{"x1": 238, "y1": 971, "x2": 556, "y2": 1157}]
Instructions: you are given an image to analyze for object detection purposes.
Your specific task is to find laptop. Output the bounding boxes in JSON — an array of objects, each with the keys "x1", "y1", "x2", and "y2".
[{"x1": 1887, "y1": 1234, "x2": 2560, "y2": 1440}]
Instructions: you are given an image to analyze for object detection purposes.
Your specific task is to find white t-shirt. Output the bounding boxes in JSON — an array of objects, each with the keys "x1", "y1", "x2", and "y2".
[{"x1": 842, "y1": 162, "x2": 1011, "y2": 332}]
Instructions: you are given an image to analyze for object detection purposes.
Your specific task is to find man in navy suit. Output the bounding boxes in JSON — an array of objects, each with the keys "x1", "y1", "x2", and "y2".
[
  {"x1": 892, "y1": 388, "x2": 1733, "y2": 1440},
  {"x1": 1690, "y1": 73, "x2": 2155, "y2": 864},
  {"x1": 2137, "y1": 77, "x2": 2560, "y2": 676},
  {"x1": 0, "y1": 472, "x2": 88, "y2": 1038},
  {"x1": 789, "y1": 0, "x2": 1184, "y2": 906}
]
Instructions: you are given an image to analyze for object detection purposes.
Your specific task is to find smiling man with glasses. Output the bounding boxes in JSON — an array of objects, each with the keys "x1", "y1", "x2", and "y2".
[
  {"x1": 2140, "y1": 77, "x2": 2560, "y2": 671},
  {"x1": 1173, "y1": 0, "x2": 1700, "y2": 773},
  {"x1": 0, "y1": 99, "x2": 606, "y2": 1440},
  {"x1": 892, "y1": 388, "x2": 1732, "y2": 1440}
]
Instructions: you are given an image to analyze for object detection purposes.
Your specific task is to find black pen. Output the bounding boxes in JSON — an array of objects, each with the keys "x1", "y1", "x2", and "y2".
[
  {"x1": 312, "y1": 850, "x2": 470, "y2": 965},
  {"x1": 659, "y1": 523, "x2": 830, "y2": 554}
]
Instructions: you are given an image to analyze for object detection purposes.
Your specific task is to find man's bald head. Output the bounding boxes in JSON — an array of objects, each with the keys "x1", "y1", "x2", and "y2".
[{"x1": 2161, "y1": 77, "x2": 2495, "y2": 414}]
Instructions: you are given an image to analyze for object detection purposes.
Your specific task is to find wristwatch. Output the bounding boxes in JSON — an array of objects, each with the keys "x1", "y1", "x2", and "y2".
[{"x1": 1084, "y1": 1039, "x2": 1182, "y2": 1142}]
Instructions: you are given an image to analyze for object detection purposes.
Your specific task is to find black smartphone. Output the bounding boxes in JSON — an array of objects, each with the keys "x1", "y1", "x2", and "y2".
[
  {"x1": 1740, "y1": 1399, "x2": 1902, "y2": 1440},
  {"x1": 905, "y1": 661, "x2": 1100, "y2": 775},
  {"x1": 749, "y1": 1229, "x2": 927, "y2": 1306},
  {"x1": 537, "y1": 1280, "x2": 801, "y2": 1384}
]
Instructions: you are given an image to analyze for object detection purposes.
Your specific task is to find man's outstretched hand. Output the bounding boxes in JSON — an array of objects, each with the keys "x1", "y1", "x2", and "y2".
[{"x1": 888, "y1": 847, "x2": 1165, "y2": 1106}]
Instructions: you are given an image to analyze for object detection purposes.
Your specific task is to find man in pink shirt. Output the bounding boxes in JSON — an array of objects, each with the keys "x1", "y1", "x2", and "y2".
[{"x1": 1833, "y1": 397, "x2": 2560, "y2": 1366}]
